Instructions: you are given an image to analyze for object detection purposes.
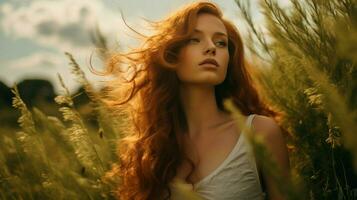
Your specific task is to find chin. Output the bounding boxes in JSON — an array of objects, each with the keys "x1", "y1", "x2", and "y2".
[
  {"x1": 211, "y1": 78, "x2": 226, "y2": 85},
  {"x1": 202, "y1": 77, "x2": 225, "y2": 85},
  {"x1": 179, "y1": 76, "x2": 225, "y2": 86}
]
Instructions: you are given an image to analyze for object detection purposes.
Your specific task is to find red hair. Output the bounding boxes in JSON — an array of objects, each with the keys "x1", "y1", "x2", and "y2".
[{"x1": 102, "y1": 1, "x2": 282, "y2": 199}]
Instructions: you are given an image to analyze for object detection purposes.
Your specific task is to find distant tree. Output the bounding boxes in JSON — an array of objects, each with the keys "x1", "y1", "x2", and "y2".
[
  {"x1": 0, "y1": 81, "x2": 12, "y2": 108},
  {"x1": 17, "y1": 79, "x2": 56, "y2": 107}
]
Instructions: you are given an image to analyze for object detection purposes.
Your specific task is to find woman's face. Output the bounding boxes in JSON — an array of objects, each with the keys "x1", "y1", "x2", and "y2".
[{"x1": 175, "y1": 13, "x2": 229, "y2": 86}]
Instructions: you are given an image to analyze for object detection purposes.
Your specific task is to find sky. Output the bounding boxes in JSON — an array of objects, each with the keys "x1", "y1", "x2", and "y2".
[{"x1": 0, "y1": 0, "x2": 290, "y2": 94}]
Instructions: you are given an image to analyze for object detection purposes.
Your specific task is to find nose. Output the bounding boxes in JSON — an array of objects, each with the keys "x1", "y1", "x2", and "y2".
[{"x1": 204, "y1": 41, "x2": 216, "y2": 55}]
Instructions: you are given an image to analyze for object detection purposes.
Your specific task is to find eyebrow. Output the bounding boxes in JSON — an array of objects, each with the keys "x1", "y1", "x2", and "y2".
[{"x1": 193, "y1": 29, "x2": 227, "y2": 37}]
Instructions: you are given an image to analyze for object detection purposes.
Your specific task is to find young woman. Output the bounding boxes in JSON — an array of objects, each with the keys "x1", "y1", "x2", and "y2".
[{"x1": 103, "y1": 1, "x2": 290, "y2": 200}]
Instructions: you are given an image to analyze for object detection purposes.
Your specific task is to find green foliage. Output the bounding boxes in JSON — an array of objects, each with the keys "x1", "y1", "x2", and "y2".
[
  {"x1": 0, "y1": 55, "x2": 121, "y2": 199},
  {"x1": 236, "y1": 0, "x2": 357, "y2": 199}
]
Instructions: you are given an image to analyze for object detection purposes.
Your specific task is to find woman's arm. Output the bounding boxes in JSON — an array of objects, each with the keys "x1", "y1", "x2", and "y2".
[{"x1": 253, "y1": 115, "x2": 291, "y2": 200}]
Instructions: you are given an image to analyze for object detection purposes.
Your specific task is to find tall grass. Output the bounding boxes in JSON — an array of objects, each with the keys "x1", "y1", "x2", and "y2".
[
  {"x1": 0, "y1": 54, "x2": 121, "y2": 199},
  {"x1": 236, "y1": 0, "x2": 357, "y2": 199}
]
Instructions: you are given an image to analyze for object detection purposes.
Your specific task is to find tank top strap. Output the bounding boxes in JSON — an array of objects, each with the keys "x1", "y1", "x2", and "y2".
[
  {"x1": 242, "y1": 114, "x2": 265, "y2": 197},
  {"x1": 246, "y1": 114, "x2": 256, "y2": 130}
]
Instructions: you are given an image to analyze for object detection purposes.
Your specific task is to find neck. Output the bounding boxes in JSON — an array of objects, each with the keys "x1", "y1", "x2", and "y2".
[{"x1": 179, "y1": 83, "x2": 231, "y2": 138}]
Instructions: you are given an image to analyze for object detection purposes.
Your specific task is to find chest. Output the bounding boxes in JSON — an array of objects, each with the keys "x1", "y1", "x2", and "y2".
[{"x1": 175, "y1": 123, "x2": 243, "y2": 185}]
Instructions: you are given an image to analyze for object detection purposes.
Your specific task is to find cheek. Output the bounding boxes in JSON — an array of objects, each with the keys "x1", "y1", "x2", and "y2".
[
  {"x1": 176, "y1": 66, "x2": 194, "y2": 82},
  {"x1": 176, "y1": 48, "x2": 197, "y2": 74},
  {"x1": 179, "y1": 47, "x2": 198, "y2": 65}
]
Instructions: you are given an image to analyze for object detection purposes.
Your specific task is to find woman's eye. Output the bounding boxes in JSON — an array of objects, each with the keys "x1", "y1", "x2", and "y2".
[
  {"x1": 216, "y1": 41, "x2": 227, "y2": 47},
  {"x1": 189, "y1": 38, "x2": 200, "y2": 42},
  {"x1": 187, "y1": 38, "x2": 227, "y2": 47}
]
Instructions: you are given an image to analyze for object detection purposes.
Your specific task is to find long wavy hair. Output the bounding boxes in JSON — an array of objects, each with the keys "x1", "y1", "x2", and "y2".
[{"x1": 102, "y1": 1, "x2": 285, "y2": 200}]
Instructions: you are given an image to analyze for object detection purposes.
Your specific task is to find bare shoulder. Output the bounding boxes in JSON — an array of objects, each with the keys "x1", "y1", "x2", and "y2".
[
  {"x1": 251, "y1": 114, "x2": 291, "y2": 199},
  {"x1": 250, "y1": 114, "x2": 290, "y2": 171},
  {"x1": 250, "y1": 114, "x2": 284, "y2": 143}
]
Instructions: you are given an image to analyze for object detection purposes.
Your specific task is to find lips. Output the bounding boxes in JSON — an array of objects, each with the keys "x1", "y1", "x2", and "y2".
[{"x1": 199, "y1": 58, "x2": 219, "y2": 67}]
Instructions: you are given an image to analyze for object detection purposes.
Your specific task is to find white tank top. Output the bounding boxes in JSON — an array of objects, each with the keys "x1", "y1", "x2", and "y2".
[{"x1": 170, "y1": 114, "x2": 266, "y2": 200}]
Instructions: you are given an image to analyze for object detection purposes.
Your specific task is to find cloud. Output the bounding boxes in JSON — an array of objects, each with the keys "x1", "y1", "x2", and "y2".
[
  {"x1": 0, "y1": 51, "x2": 71, "y2": 92},
  {"x1": 0, "y1": 0, "x2": 133, "y2": 53},
  {"x1": 2, "y1": 52, "x2": 64, "y2": 69},
  {"x1": 0, "y1": 0, "x2": 146, "y2": 93},
  {"x1": 0, "y1": 51, "x2": 108, "y2": 93}
]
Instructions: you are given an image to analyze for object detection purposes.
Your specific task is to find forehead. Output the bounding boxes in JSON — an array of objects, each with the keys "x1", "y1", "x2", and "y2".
[{"x1": 194, "y1": 13, "x2": 227, "y2": 35}]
